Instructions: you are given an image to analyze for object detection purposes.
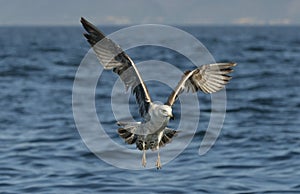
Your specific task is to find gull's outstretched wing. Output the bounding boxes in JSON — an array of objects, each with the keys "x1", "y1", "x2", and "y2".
[
  {"x1": 81, "y1": 17, "x2": 151, "y2": 118},
  {"x1": 165, "y1": 63, "x2": 237, "y2": 106}
]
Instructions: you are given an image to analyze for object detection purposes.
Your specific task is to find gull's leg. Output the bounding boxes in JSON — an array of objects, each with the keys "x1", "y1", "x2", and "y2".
[
  {"x1": 156, "y1": 148, "x2": 161, "y2": 169},
  {"x1": 142, "y1": 142, "x2": 146, "y2": 167},
  {"x1": 156, "y1": 132, "x2": 163, "y2": 169}
]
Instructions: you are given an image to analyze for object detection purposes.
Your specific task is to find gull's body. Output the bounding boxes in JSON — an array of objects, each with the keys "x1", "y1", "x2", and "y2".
[
  {"x1": 118, "y1": 103, "x2": 174, "y2": 168},
  {"x1": 81, "y1": 17, "x2": 236, "y2": 169}
]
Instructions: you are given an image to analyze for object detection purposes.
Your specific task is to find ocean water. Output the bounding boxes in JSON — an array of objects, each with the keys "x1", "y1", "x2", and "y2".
[{"x1": 1, "y1": 25, "x2": 300, "y2": 193}]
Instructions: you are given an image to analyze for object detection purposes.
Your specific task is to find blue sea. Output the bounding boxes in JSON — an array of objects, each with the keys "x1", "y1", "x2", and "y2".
[{"x1": 1, "y1": 25, "x2": 300, "y2": 193}]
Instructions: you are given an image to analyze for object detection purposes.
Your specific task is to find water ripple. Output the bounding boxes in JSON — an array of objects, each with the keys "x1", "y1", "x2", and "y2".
[{"x1": 0, "y1": 26, "x2": 299, "y2": 193}]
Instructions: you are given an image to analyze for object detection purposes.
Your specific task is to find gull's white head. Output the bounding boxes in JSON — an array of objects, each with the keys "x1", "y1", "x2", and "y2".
[
  {"x1": 150, "y1": 102, "x2": 173, "y2": 120},
  {"x1": 158, "y1": 104, "x2": 173, "y2": 118}
]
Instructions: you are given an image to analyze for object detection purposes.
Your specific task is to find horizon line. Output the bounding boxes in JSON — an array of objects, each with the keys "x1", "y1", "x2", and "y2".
[{"x1": 0, "y1": 23, "x2": 299, "y2": 27}]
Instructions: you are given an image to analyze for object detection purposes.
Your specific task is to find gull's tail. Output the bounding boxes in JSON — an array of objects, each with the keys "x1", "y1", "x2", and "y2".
[{"x1": 135, "y1": 128, "x2": 178, "y2": 151}]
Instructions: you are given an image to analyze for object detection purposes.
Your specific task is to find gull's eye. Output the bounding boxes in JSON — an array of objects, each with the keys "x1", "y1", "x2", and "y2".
[{"x1": 161, "y1": 109, "x2": 167, "y2": 114}]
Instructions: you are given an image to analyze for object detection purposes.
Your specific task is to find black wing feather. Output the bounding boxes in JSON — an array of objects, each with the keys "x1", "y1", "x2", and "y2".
[{"x1": 81, "y1": 17, "x2": 152, "y2": 119}]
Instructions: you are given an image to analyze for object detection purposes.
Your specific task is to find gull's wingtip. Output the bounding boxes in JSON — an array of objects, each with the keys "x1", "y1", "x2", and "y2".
[
  {"x1": 80, "y1": 17, "x2": 86, "y2": 23},
  {"x1": 222, "y1": 62, "x2": 237, "y2": 66},
  {"x1": 80, "y1": 17, "x2": 91, "y2": 27},
  {"x1": 224, "y1": 62, "x2": 237, "y2": 67}
]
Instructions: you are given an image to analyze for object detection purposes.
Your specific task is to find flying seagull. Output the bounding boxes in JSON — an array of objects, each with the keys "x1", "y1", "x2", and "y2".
[{"x1": 81, "y1": 17, "x2": 236, "y2": 169}]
